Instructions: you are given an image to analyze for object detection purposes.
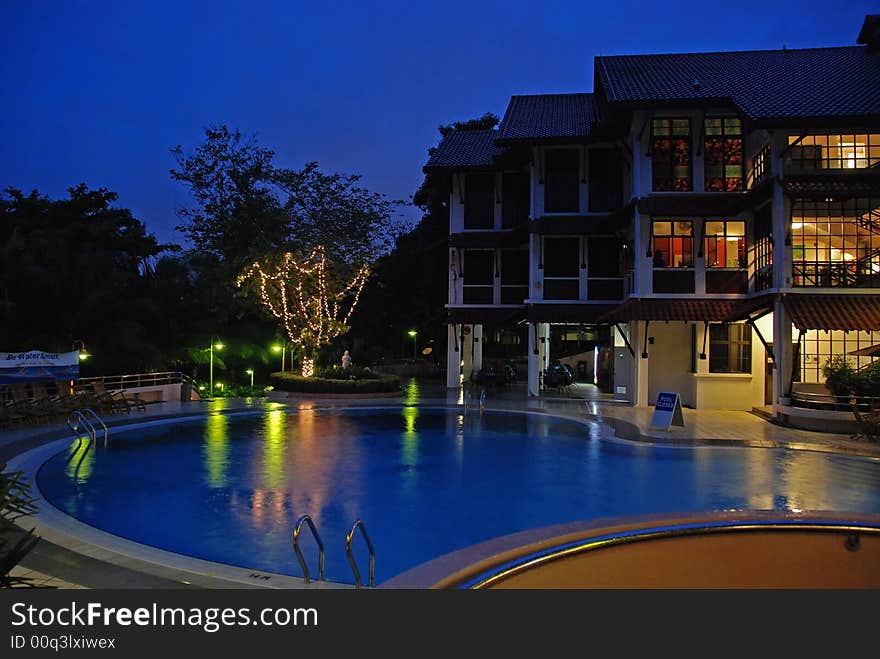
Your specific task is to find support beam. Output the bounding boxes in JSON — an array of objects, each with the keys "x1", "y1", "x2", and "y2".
[
  {"x1": 746, "y1": 317, "x2": 774, "y2": 362},
  {"x1": 700, "y1": 321, "x2": 709, "y2": 360},
  {"x1": 614, "y1": 323, "x2": 636, "y2": 358},
  {"x1": 641, "y1": 320, "x2": 650, "y2": 359},
  {"x1": 786, "y1": 328, "x2": 806, "y2": 398}
]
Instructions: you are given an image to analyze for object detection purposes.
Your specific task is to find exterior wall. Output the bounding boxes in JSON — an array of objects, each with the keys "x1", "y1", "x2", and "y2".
[{"x1": 646, "y1": 323, "x2": 696, "y2": 407}]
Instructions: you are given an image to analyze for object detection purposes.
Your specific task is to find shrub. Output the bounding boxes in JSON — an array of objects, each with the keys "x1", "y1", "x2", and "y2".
[
  {"x1": 316, "y1": 365, "x2": 379, "y2": 380},
  {"x1": 270, "y1": 372, "x2": 400, "y2": 394},
  {"x1": 823, "y1": 355, "x2": 857, "y2": 397}
]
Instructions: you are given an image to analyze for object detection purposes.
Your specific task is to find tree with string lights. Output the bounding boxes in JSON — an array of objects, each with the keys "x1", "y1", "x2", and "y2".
[{"x1": 237, "y1": 247, "x2": 370, "y2": 376}]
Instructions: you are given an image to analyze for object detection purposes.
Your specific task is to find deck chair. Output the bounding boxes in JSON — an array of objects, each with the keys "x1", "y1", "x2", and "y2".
[
  {"x1": 90, "y1": 380, "x2": 146, "y2": 413},
  {"x1": 8, "y1": 383, "x2": 52, "y2": 424}
]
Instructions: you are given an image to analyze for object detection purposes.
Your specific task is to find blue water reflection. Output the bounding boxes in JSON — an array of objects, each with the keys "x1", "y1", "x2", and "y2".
[{"x1": 37, "y1": 408, "x2": 880, "y2": 583}]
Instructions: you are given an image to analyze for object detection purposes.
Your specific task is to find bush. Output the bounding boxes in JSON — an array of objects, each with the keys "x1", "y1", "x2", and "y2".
[
  {"x1": 316, "y1": 365, "x2": 379, "y2": 380},
  {"x1": 270, "y1": 372, "x2": 401, "y2": 394},
  {"x1": 823, "y1": 355, "x2": 857, "y2": 397}
]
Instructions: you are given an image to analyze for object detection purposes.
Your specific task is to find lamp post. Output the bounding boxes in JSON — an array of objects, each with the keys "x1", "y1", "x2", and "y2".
[
  {"x1": 271, "y1": 343, "x2": 285, "y2": 372},
  {"x1": 209, "y1": 340, "x2": 224, "y2": 395},
  {"x1": 246, "y1": 369, "x2": 254, "y2": 388},
  {"x1": 408, "y1": 330, "x2": 417, "y2": 361}
]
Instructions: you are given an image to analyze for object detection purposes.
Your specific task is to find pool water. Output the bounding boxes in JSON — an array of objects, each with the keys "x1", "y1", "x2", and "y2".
[{"x1": 37, "y1": 407, "x2": 880, "y2": 584}]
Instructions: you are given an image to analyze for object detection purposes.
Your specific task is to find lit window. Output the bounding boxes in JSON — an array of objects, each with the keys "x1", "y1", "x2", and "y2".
[
  {"x1": 705, "y1": 220, "x2": 746, "y2": 268},
  {"x1": 652, "y1": 220, "x2": 694, "y2": 268},
  {"x1": 704, "y1": 117, "x2": 744, "y2": 191},
  {"x1": 786, "y1": 133, "x2": 880, "y2": 171}
]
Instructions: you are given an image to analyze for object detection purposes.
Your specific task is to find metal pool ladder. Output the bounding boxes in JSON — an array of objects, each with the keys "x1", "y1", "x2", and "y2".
[
  {"x1": 292, "y1": 515, "x2": 325, "y2": 584},
  {"x1": 82, "y1": 408, "x2": 109, "y2": 447},
  {"x1": 464, "y1": 389, "x2": 486, "y2": 414},
  {"x1": 346, "y1": 518, "x2": 375, "y2": 589}
]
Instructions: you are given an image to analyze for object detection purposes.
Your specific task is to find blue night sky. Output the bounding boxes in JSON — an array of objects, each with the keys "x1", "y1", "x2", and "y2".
[{"x1": 0, "y1": 1, "x2": 873, "y2": 245}]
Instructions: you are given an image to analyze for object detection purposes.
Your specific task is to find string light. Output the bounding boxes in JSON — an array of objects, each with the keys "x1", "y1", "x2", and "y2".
[{"x1": 237, "y1": 246, "x2": 370, "y2": 376}]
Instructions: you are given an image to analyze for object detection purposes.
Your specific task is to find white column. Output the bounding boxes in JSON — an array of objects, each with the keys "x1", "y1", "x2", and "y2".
[
  {"x1": 773, "y1": 298, "x2": 794, "y2": 408},
  {"x1": 446, "y1": 324, "x2": 461, "y2": 389},
  {"x1": 631, "y1": 320, "x2": 650, "y2": 407},
  {"x1": 541, "y1": 323, "x2": 551, "y2": 371},
  {"x1": 472, "y1": 324, "x2": 483, "y2": 372},
  {"x1": 528, "y1": 323, "x2": 540, "y2": 397}
]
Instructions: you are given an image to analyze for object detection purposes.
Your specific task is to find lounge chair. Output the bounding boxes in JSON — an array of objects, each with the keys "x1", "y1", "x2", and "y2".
[{"x1": 90, "y1": 380, "x2": 146, "y2": 413}]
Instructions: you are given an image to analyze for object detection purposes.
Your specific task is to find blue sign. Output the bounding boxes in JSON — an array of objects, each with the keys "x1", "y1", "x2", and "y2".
[{"x1": 650, "y1": 391, "x2": 685, "y2": 430}]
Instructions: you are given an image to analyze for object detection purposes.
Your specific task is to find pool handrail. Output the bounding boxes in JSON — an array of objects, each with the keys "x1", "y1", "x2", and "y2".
[
  {"x1": 81, "y1": 408, "x2": 108, "y2": 447},
  {"x1": 345, "y1": 518, "x2": 375, "y2": 589},
  {"x1": 292, "y1": 514, "x2": 325, "y2": 583}
]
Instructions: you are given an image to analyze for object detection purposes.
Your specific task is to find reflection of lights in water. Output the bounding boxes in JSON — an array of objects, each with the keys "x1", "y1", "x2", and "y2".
[
  {"x1": 204, "y1": 414, "x2": 230, "y2": 488},
  {"x1": 263, "y1": 408, "x2": 286, "y2": 490},
  {"x1": 64, "y1": 438, "x2": 95, "y2": 484},
  {"x1": 401, "y1": 406, "x2": 419, "y2": 464},
  {"x1": 404, "y1": 378, "x2": 420, "y2": 405}
]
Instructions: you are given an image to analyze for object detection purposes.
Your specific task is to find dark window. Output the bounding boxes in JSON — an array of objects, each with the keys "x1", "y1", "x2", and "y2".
[
  {"x1": 704, "y1": 117, "x2": 744, "y2": 191},
  {"x1": 652, "y1": 118, "x2": 691, "y2": 191},
  {"x1": 462, "y1": 250, "x2": 494, "y2": 304},
  {"x1": 543, "y1": 237, "x2": 580, "y2": 300},
  {"x1": 709, "y1": 323, "x2": 752, "y2": 373},
  {"x1": 587, "y1": 238, "x2": 624, "y2": 300},
  {"x1": 652, "y1": 220, "x2": 693, "y2": 268},
  {"x1": 544, "y1": 149, "x2": 580, "y2": 213},
  {"x1": 502, "y1": 172, "x2": 529, "y2": 228},
  {"x1": 464, "y1": 174, "x2": 494, "y2": 229},
  {"x1": 500, "y1": 249, "x2": 528, "y2": 304},
  {"x1": 791, "y1": 197, "x2": 880, "y2": 288},
  {"x1": 704, "y1": 220, "x2": 746, "y2": 268},
  {"x1": 588, "y1": 148, "x2": 623, "y2": 212}
]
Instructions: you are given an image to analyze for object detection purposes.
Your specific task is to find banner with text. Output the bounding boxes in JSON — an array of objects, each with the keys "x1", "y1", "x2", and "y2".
[{"x1": 0, "y1": 350, "x2": 80, "y2": 384}]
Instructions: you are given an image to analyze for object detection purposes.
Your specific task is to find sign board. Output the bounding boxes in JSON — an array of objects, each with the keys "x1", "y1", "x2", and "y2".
[
  {"x1": 650, "y1": 391, "x2": 685, "y2": 430},
  {"x1": 0, "y1": 350, "x2": 80, "y2": 384}
]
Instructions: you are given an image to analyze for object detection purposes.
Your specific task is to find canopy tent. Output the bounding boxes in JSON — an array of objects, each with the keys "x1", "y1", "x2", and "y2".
[{"x1": 0, "y1": 350, "x2": 80, "y2": 385}]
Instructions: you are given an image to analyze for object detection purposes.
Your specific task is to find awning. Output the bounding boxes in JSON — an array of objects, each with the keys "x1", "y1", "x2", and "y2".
[
  {"x1": 447, "y1": 306, "x2": 525, "y2": 325},
  {"x1": 782, "y1": 294, "x2": 880, "y2": 331},
  {"x1": 527, "y1": 303, "x2": 617, "y2": 323},
  {"x1": 600, "y1": 298, "x2": 739, "y2": 322}
]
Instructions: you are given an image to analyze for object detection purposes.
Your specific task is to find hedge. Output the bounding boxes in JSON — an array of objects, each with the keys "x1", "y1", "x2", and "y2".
[{"x1": 270, "y1": 372, "x2": 401, "y2": 394}]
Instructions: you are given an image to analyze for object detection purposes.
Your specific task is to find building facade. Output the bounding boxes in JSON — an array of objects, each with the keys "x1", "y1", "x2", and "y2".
[{"x1": 425, "y1": 15, "x2": 880, "y2": 418}]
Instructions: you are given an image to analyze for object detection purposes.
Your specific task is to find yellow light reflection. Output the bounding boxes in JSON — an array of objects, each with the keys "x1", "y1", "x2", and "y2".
[
  {"x1": 64, "y1": 438, "x2": 94, "y2": 484},
  {"x1": 204, "y1": 413, "x2": 230, "y2": 488},
  {"x1": 401, "y1": 405, "x2": 419, "y2": 465},
  {"x1": 263, "y1": 408, "x2": 286, "y2": 489},
  {"x1": 404, "y1": 378, "x2": 420, "y2": 406}
]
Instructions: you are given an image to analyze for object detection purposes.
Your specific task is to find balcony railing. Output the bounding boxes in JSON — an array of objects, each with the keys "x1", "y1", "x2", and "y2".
[{"x1": 793, "y1": 262, "x2": 880, "y2": 288}]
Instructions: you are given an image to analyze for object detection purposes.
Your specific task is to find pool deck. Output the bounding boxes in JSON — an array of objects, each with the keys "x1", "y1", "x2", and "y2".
[{"x1": 2, "y1": 380, "x2": 878, "y2": 589}]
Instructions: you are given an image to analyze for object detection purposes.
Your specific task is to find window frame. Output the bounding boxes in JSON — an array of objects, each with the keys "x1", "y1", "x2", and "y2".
[
  {"x1": 651, "y1": 117, "x2": 692, "y2": 192},
  {"x1": 703, "y1": 116, "x2": 744, "y2": 192},
  {"x1": 651, "y1": 219, "x2": 695, "y2": 269},
  {"x1": 709, "y1": 323, "x2": 752, "y2": 374}
]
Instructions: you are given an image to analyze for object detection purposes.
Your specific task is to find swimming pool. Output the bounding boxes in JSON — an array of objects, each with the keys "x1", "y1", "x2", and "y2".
[{"x1": 36, "y1": 407, "x2": 880, "y2": 584}]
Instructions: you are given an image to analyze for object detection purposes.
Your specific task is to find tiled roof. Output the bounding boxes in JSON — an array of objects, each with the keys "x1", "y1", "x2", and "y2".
[
  {"x1": 782, "y1": 294, "x2": 880, "y2": 331},
  {"x1": 497, "y1": 94, "x2": 595, "y2": 141},
  {"x1": 601, "y1": 298, "x2": 741, "y2": 322},
  {"x1": 596, "y1": 46, "x2": 880, "y2": 122},
  {"x1": 423, "y1": 130, "x2": 504, "y2": 171}
]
